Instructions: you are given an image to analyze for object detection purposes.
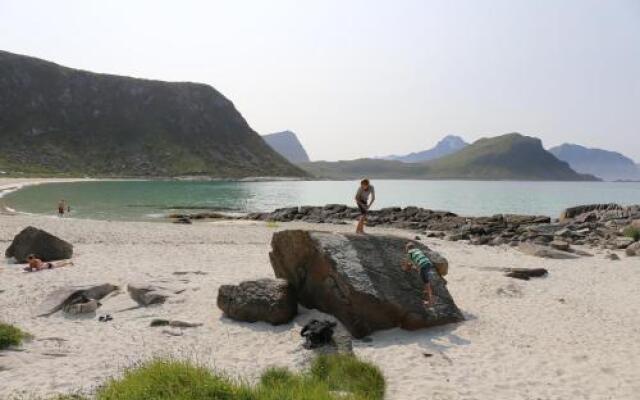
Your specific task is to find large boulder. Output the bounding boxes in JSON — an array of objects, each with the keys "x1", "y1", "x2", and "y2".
[
  {"x1": 269, "y1": 230, "x2": 463, "y2": 338},
  {"x1": 5, "y1": 226, "x2": 73, "y2": 263},
  {"x1": 217, "y1": 278, "x2": 297, "y2": 325}
]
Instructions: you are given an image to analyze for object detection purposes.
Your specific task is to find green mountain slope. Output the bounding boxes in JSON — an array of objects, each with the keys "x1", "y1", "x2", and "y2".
[
  {"x1": 300, "y1": 133, "x2": 598, "y2": 181},
  {"x1": 0, "y1": 50, "x2": 306, "y2": 178}
]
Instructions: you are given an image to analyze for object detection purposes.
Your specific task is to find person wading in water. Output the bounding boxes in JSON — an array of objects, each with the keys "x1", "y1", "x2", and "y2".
[{"x1": 355, "y1": 178, "x2": 375, "y2": 234}]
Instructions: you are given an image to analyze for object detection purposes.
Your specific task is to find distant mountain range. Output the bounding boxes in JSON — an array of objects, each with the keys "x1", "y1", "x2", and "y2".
[
  {"x1": 0, "y1": 50, "x2": 306, "y2": 177},
  {"x1": 300, "y1": 133, "x2": 597, "y2": 181},
  {"x1": 549, "y1": 143, "x2": 639, "y2": 181},
  {"x1": 380, "y1": 135, "x2": 468, "y2": 163},
  {"x1": 262, "y1": 131, "x2": 310, "y2": 163}
]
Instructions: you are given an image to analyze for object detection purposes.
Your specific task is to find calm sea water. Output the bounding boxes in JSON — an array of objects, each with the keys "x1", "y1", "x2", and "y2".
[{"x1": 2, "y1": 180, "x2": 639, "y2": 221}]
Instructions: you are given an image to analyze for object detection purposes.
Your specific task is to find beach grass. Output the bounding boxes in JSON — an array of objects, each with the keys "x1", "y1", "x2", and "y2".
[
  {"x1": 0, "y1": 322, "x2": 27, "y2": 350},
  {"x1": 623, "y1": 226, "x2": 640, "y2": 241},
  {"x1": 47, "y1": 354, "x2": 384, "y2": 400}
]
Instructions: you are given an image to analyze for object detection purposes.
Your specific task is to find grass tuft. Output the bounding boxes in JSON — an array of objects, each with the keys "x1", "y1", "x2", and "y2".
[
  {"x1": 23, "y1": 354, "x2": 385, "y2": 400},
  {"x1": 0, "y1": 322, "x2": 27, "y2": 350},
  {"x1": 91, "y1": 354, "x2": 383, "y2": 400},
  {"x1": 95, "y1": 359, "x2": 251, "y2": 400},
  {"x1": 623, "y1": 226, "x2": 640, "y2": 241}
]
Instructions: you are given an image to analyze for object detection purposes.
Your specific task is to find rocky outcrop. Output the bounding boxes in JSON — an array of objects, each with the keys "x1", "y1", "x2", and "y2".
[
  {"x1": 217, "y1": 278, "x2": 297, "y2": 325},
  {"x1": 171, "y1": 203, "x2": 640, "y2": 256},
  {"x1": 269, "y1": 230, "x2": 463, "y2": 338},
  {"x1": 37, "y1": 283, "x2": 118, "y2": 316},
  {"x1": 5, "y1": 226, "x2": 73, "y2": 263}
]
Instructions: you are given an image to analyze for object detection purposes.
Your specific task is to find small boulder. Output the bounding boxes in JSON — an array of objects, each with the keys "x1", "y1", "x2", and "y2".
[
  {"x1": 605, "y1": 253, "x2": 620, "y2": 261},
  {"x1": 626, "y1": 242, "x2": 640, "y2": 257},
  {"x1": 518, "y1": 243, "x2": 578, "y2": 259},
  {"x1": 504, "y1": 268, "x2": 548, "y2": 280},
  {"x1": 127, "y1": 283, "x2": 171, "y2": 306},
  {"x1": 217, "y1": 278, "x2": 297, "y2": 325},
  {"x1": 614, "y1": 237, "x2": 635, "y2": 249},
  {"x1": 550, "y1": 240, "x2": 570, "y2": 251},
  {"x1": 5, "y1": 226, "x2": 73, "y2": 263}
]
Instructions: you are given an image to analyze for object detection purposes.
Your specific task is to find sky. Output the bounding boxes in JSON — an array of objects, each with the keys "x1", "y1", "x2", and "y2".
[{"x1": 1, "y1": 0, "x2": 639, "y2": 161}]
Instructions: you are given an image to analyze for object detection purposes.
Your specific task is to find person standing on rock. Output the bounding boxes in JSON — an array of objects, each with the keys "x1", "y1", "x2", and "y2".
[{"x1": 355, "y1": 178, "x2": 375, "y2": 234}]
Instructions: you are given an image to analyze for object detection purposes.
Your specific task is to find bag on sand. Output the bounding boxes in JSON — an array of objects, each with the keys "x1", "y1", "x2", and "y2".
[{"x1": 300, "y1": 319, "x2": 337, "y2": 349}]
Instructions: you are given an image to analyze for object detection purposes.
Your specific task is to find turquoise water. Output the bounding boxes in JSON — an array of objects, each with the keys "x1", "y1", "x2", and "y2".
[{"x1": 2, "y1": 180, "x2": 639, "y2": 220}]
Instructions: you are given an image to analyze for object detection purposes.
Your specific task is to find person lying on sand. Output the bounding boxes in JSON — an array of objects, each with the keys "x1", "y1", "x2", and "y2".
[
  {"x1": 24, "y1": 254, "x2": 73, "y2": 272},
  {"x1": 402, "y1": 242, "x2": 435, "y2": 306}
]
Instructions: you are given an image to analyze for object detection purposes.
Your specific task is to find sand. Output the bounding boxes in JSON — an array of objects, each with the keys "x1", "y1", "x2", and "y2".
[{"x1": 1, "y1": 179, "x2": 639, "y2": 399}]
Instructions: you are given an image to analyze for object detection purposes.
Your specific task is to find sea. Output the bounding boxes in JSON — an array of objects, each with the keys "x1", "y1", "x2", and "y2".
[{"x1": 1, "y1": 180, "x2": 639, "y2": 221}]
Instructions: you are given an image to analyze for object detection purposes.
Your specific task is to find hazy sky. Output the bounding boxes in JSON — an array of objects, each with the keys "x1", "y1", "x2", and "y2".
[{"x1": 1, "y1": 0, "x2": 639, "y2": 161}]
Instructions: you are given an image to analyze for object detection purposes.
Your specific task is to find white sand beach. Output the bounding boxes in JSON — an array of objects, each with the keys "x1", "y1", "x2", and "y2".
[{"x1": 1, "y1": 179, "x2": 639, "y2": 400}]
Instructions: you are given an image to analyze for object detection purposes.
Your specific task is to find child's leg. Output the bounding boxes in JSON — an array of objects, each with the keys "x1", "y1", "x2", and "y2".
[
  {"x1": 422, "y1": 282, "x2": 434, "y2": 306},
  {"x1": 356, "y1": 215, "x2": 365, "y2": 233}
]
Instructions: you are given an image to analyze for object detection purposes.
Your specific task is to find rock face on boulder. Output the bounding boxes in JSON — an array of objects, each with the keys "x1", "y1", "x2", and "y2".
[
  {"x1": 5, "y1": 226, "x2": 73, "y2": 263},
  {"x1": 217, "y1": 278, "x2": 297, "y2": 325},
  {"x1": 269, "y1": 230, "x2": 464, "y2": 338}
]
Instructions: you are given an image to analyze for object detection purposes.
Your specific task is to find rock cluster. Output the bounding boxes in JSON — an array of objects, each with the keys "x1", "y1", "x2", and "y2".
[
  {"x1": 217, "y1": 203, "x2": 639, "y2": 256},
  {"x1": 215, "y1": 230, "x2": 463, "y2": 337}
]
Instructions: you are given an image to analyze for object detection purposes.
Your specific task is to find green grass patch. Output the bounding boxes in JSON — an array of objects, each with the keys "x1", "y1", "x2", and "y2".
[
  {"x1": 0, "y1": 322, "x2": 27, "y2": 350},
  {"x1": 623, "y1": 226, "x2": 640, "y2": 242},
  {"x1": 87, "y1": 354, "x2": 384, "y2": 400}
]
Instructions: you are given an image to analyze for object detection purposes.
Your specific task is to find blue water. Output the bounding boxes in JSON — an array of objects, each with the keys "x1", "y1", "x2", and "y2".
[{"x1": 2, "y1": 180, "x2": 639, "y2": 221}]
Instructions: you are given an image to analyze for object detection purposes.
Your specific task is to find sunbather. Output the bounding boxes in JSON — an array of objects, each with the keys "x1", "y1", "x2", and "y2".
[{"x1": 24, "y1": 254, "x2": 73, "y2": 272}]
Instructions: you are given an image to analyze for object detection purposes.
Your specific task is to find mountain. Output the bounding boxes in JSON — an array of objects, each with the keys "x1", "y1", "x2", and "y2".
[
  {"x1": 382, "y1": 135, "x2": 468, "y2": 163},
  {"x1": 263, "y1": 130, "x2": 310, "y2": 163},
  {"x1": 300, "y1": 133, "x2": 598, "y2": 181},
  {"x1": 549, "y1": 143, "x2": 638, "y2": 181},
  {"x1": 0, "y1": 50, "x2": 306, "y2": 177}
]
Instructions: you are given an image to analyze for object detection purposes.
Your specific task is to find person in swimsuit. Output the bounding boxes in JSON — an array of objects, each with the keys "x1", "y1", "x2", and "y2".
[
  {"x1": 58, "y1": 200, "x2": 65, "y2": 217},
  {"x1": 402, "y1": 242, "x2": 435, "y2": 306},
  {"x1": 354, "y1": 178, "x2": 375, "y2": 234},
  {"x1": 24, "y1": 254, "x2": 73, "y2": 272}
]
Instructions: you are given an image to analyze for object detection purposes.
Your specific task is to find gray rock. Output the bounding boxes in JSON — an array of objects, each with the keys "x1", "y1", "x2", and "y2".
[
  {"x1": 127, "y1": 283, "x2": 171, "y2": 306},
  {"x1": 518, "y1": 243, "x2": 579, "y2": 259},
  {"x1": 150, "y1": 319, "x2": 202, "y2": 328},
  {"x1": 269, "y1": 230, "x2": 463, "y2": 338},
  {"x1": 605, "y1": 253, "x2": 620, "y2": 261},
  {"x1": 217, "y1": 278, "x2": 297, "y2": 325},
  {"x1": 37, "y1": 283, "x2": 118, "y2": 316},
  {"x1": 614, "y1": 237, "x2": 635, "y2": 249},
  {"x1": 5, "y1": 226, "x2": 73, "y2": 263},
  {"x1": 625, "y1": 242, "x2": 640, "y2": 257},
  {"x1": 550, "y1": 240, "x2": 570, "y2": 251},
  {"x1": 504, "y1": 268, "x2": 548, "y2": 280}
]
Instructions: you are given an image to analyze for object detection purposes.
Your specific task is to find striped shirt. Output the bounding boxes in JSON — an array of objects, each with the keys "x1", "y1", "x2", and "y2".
[{"x1": 408, "y1": 248, "x2": 433, "y2": 272}]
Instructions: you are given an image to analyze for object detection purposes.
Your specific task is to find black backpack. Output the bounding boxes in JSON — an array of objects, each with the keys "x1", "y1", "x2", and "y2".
[{"x1": 300, "y1": 319, "x2": 337, "y2": 349}]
